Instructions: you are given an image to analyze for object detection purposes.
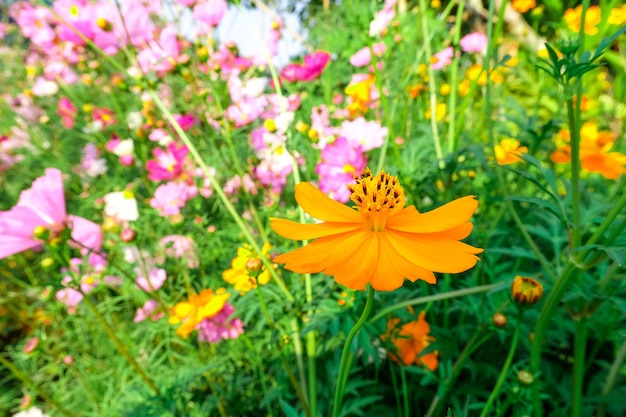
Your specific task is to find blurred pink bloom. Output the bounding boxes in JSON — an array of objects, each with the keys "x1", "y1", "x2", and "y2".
[
  {"x1": 370, "y1": 6, "x2": 395, "y2": 37},
  {"x1": 194, "y1": 166, "x2": 216, "y2": 198},
  {"x1": 350, "y1": 47, "x2": 372, "y2": 67},
  {"x1": 15, "y1": 5, "x2": 56, "y2": 48},
  {"x1": 136, "y1": 268, "x2": 167, "y2": 292},
  {"x1": 431, "y1": 47, "x2": 454, "y2": 70},
  {"x1": 460, "y1": 32, "x2": 487, "y2": 54},
  {"x1": 146, "y1": 142, "x2": 189, "y2": 182},
  {"x1": 149, "y1": 128, "x2": 173, "y2": 146},
  {"x1": 223, "y1": 174, "x2": 258, "y2": 197},
  {"x1": 197, "y1": 303, "x2": 244, "y2": 343},
  {"x1": 173, "y1": 113, "x2": 197, "y2": 131},
  {"x1": 176, "y1": 0, "x2": 197, "y2": 5},
  {"x1": 75, "y1": 143, "x2": 107, "y2": 178},
  {"x1": 280, "y1": 51, "x2": 331, "y2": 83},
  {"x1": 31, "y1": 77, "x2": 58, "y2": 97},
  {"x1": 53, "y1": 0, "x2": 95, "y2": 46},
  {"x1": 92, "y1": 107, "x2": 116, "y2": 127},
  {"x1": 115, "y1": 2, "x2": 154, "y2": 47},
  {"x1": 339, "y1": 117, "x2": 388, "y2": 151},
  {"x1": 226, "y1": 96, "x2": 268, "y2": 127},
  {"x1": 0, "y1": 168, "x2": 102, "y2": 259},
  {"x1": 316, "y1": 137, "x2": 366, "y2": 203},
  {"x1": 193, "y1": 0, "x2": 227, "y2": 26},
  {"x1": 57, "y1": 97, "x2": 77, "y2": 129},
  {"x1": 56, "y1": 288, "x2": 84, "y2": 313},
  {"x1": 150, "y1": 182, "x2": 196, "y2": 216},
  {"x1": 23, "y1": 337, "x2": 39, "y2": 354},
  {"x1": 105, "y1": 136, "x2": 135, "y2": 166},
  {"x1": 134, "y1": 300, "x2": 164, "y2": 323},
  {"x1": 0, "y1": 23, "x2": 6, "y2": 40},
  {"x1": 137, "y1": 25, "x2": 181, "y2": 74},
  {"x1": 372, "y1": 42, "x2": 387, "y2": 57},
  {"x1": 5, "y1": 93, "x2": 44, "y2": 123},
  {"x1": 160, "y1": 235, "x2": 199, "y2": 268}
]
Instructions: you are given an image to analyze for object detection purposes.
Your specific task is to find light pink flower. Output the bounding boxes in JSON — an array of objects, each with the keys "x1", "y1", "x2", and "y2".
[
  {"x1": 372, "y1": 42, "x2": 387, "y2": 57},
  {"x1": 146, "y1": 142, "x2": 189, "y2": 182},
  {"x1": 460, "y1": 32, "x2": 487, "y2": 54},
  {"x1": 197, "y1": 303, "x2": 244, "y2": 343},
  {"x1": 150, "y1": 182, "x2": 196, "y2": 216},
  {"x1": 160, "y1": 235, "x2": 199, "y2": 268},
  {"x1": 339, "y1": 117, "x2": 388, "y2": 151},
  {"x1": 0, "y1": 168, "x2": 102, "y2": 259},
  {"x1": 74, "y1": 144, "x2": 107, "y2": 178},
  {"x1": 56, "y1": 288, "x2": 84, "y2": 313},
  {"x1": 350, "y1": 46, "x2": 372, "y2": 67},
  {"x1": 137, "y1": 24, "x2": 181, "y2": 74},
  {"x1": 431, "y1": 47, "x2": 454, "y2": 70},
  {"x1": 134, "y1": 300, "x2": 164, "y2": 323},
  {"x1": 136, "y1": 268, "x2": 167, "y2": 292},
  {"x1": 370, "y1": 7, "x2": 395, "y2": 37},
  {"x1": 193, "y1": 0, "x2": 227, "y2": 27},
  {"x1": 316, "y1": 137, "x2": 366, "y2": 203}
]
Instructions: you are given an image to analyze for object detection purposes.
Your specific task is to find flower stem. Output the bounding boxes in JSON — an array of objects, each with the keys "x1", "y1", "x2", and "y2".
[
  {"x1": 566, "y1": 96, "x2": 582, "y2": 249},
  {"x1": 0, "y1": 355, "x2": 77, "y2": 417},
  {"x1": 370, "y1": 283, "x2": 504, "y2": 324},
  {"x1": 81, "y1": 295, "x2": 160, "y2": 395},
  {"x1": 332, "y1": 286, "x2": 376, "y2": 417},
  {"x1": 571, "y1": 317, "x2": 588, "y2": 417},
  {"x1": 478, "y1": 312, "x2": 521, "y2": 417},
  {"x1": 596, "y1": 339, "x2": 626, "y2": 417},
  {"x1": 447, "y1": 0, "x2": 465, "y2": 153}
]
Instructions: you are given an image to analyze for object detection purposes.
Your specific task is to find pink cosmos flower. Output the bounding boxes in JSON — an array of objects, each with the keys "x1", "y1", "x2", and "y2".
[
  {"x1": 223, "y1": 174, "x2": 258, "y2": 197},
  {"x1": 113, "y1": 2, "x2": 154, "y2": 47},
  {"x1": 74, "y1": 143, "x2": 107, "y2": 178},
  {"x1": 105, "y1": 136, "x2": 135, "y2": 166},
  {"x1": 193, "y1": 0, "x2": 227, "y2": 27},
  {"x1": 350, "y1": 46, "x2": 372, "y2": 67},
  {"x1": 57, "y1": 97, "x2": 77, "y2": 129},
  {"x1": 316, "y1": 137, "x2": 366, "y2": 203},
  {"x1": 431, "y1": 47, "x2": 454, "y2": 70},
  {"x1": 280, "y1": 51, "x2": 331, "y2": 83},
  {"x1": 56, "y1": 288, "x2": 84, "y2": 314},
  {"x1": 460, "y1": 32, "x2": 487, "y2": 54},
  {"x1": 150, "y1": 182, "x2": 196, "y2": 216},
  {"x1": 15, "y1": 5, "x2": 56, "y2": 48},
  {"x1": 137, "y1": 24, "x2": 181, "y2": 74},
  {"x1": 372, "y1": 42, "x2": 387, "y2": 57},
  {"x1": 92, "y1": 107, "x2": 116, "y2": 127},
  {"x1": 0, "y1": 168, "x2": 102, "y2": 259},
  {"x1": 197, "y1": 303, "x2": 244, "y2": 343},
  {"x1": 370, "y1": 6, "x2": 395, "y2": 37},
  {"x1": 146, "y1": 142, "x2": 189, "y2": 182},
  {"x1": 339, "y1": 117, "x2": 388, "y2": 151},
  {"x1": 53, "y1": 0, "x2": 95, "y2": 46},
  {"x1": 160, "y1": 235, "x2": 199, "y2": 268},
  {"x1": 173, "y1": 113, "x2": 197, "y2": 131},
  {"x1": 136, "y1": 268, "x2": 167, "y2": 292},
  {"x1": 134, "y1": 300, "x2": 164, "y2": 323}
]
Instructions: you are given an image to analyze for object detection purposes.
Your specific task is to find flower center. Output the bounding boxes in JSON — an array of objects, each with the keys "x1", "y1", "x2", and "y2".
[{"x1": 348, "y1": 168, "x2": 405, "y2": 232}]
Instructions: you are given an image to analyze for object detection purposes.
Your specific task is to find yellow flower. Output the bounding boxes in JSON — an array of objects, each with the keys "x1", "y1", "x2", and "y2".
[
  {"x1": 222, "y1": 243, "x2": 272, "y2": 293},
  {"x1": 608, "y1": 4, "x2": 626, "y2": 25},
  {"x1": 564, "y1": 5, "x2": 602, "y2": 36},
  {"x1": 511, "y1": 276, "x2": 544, "y2": 305},
  {"x1": 425, "y1": 103, "x2": 447, "y2": 122},
  {"x1": 169, "y1": 288, "x2": 230, "y2": 338},
  {"x1": 270, "y1": 169, "x2": 482, "y2": 291},
  {"x1": 384, "y1": 310, "x2": 438, "y2": 370},
  {"x1": 494, "y1": 138, "x2": 528, "y2": 165},
  {"x1": 511, "y1": 0, "x2": 536, "y2": 13},
  {"x1": 345, "y1": 74, "x2": 375, "y2": 116}
]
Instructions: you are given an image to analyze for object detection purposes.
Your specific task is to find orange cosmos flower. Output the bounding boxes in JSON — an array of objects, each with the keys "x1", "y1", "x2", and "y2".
[
  {"x1": 511, "y1": 0, "x2": 536, "y2": 13},
  {"x1": 564, "y1": 5, "x2": 602, "y2": 36},
  {"x1": 169, "y1": 288, "x2": 230, "y2": 338},
  {"x1": 270, "y1": 169, "x2": 482, "y2": 291},
  {"x1": 495, "y1": 138, "x2": 528, "y2": 165},
  {"x1": 385, "y1": 311, "x2": 438, "y2": 370}
]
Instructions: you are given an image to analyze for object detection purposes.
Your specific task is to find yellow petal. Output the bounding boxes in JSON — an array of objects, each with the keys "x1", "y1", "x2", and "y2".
[
  {"x1": 270, "y1": 218, "x2": 361, "y2": 240},
  {"x1": 294, "y1": 182, "x2": 361, "y2": 222},
  {"x1": 386, "y1": 229, "x2": 482, "y2": 273},
  {"x1": 386, "y1": 196, "x2": 478, "y2": 233}
]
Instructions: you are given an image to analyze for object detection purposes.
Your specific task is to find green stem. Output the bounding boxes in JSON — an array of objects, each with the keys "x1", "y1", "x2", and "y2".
[
  {"x1": 332, "y1": 286, "x2": 376, "y2": 417},
  {"x1": 400, "y1": 367, "x2": 410, "y2": 417},
  {"x1": 596, "y1": 339, "x2": 626, "y2": 417},
  {"x1": 0, "y1": 355, "x2": 77, "y2": 417},
  {"x1": 418, "y1": 0, "x2": 444, "y2": 168},
  {"x1": 370, "y1": 283, "x2": 504, "y2": 324},
  {"x1": 571, "y1": 318, "x2": 588, "y2": 417},
  {"x1": 479, "y1": 312, "x2": 521, "y2": 417},
  {"x1": 82, "y1": 295, "x2": 160, "y2": 395},
  {"x1": 447, "y1": 0, "x2": 465, "y2": 153},
  {"x1": 566, "y1": 97, "x2": 582, "y2": 249}
]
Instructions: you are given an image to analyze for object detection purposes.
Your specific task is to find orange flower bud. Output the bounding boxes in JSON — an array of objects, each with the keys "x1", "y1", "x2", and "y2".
[
  {"x1": 511, "y1": 276, "x2": 544, "y2": 305},
  {"x1": 493, "y1": 313, "x2": 507, "y2": 327}
]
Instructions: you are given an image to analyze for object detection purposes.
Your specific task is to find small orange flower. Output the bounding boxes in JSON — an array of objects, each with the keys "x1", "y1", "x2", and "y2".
[
  {"x1": 169, "y1": 288, "x2": 230, "y2": 338},
  {"x1": 494, "y1": 138, "x2": 528, "y2": 165},
  {"x1": 564, "y1": 5, "x2": 602, "y2": 36},
  {"x1": 512, "y1": 0, "x2": 536, "y2": 13},
  {"x1": 511, "y1": 276, "x2": 544, "y2": 305},
  {"x1": 385, "y1": 311, "x2": 438, "y2": 370},
  {"x1": 270, "y1": 169, "x2": 482, "y2": 291}
]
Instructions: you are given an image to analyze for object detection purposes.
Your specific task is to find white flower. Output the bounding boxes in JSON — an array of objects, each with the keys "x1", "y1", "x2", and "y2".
[
  {"x1": 242, "y1": 77, "x2": 268, "y2": 97},
  {"x1": 104, "y1": 191, "x2": 139, "y2": 222},
  {"x1": 31, "y1": 77, "x2": 59, "y2": 97},
  {"x1": 13, "y1": 407, "x2": 51, "y2": 417},
  {"x1": 112, "y1": 139, "x2": 134, "y2": 157},
  {"x1": 274, "y1": 111, "x2": 294, "y2": 133},
  {"x1": 126, "y1": 112, "x2": 143, "y2": 130}
]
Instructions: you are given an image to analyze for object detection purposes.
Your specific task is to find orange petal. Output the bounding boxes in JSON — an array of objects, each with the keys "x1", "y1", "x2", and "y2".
[
  {"x1": 386, "y1": 229, "x2": 482, "y2": 274},
  {"x1": 270, "y1": 218, "x2": 361, "y2": 240},
  {"x1": 322, "y1": 229, "x2": 377, "y2": 290},
  {"x1": 294, "y1": 182, "x2": 361, "y2": 223},
  {"x1": 386, "y1": 196, "x2": 478, "y2": 233},
  {"x1": 369, "y1": 234, "x2": 436, "y2": 291}
]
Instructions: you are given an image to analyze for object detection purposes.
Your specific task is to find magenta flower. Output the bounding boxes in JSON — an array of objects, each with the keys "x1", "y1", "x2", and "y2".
[
  {"x1": 193, "y1": 0, "x2": 227, "y2": 27},
  {"x1": 350, "y1": 47, "x2": 372, "y2": 67},
  {"x1": 57, "y1": 97, "x2": 77, "y2": 129},
  {"x1": 146, "y1": 142, "x2": 189, "y2": 182},
  {"x1": 197, "y1": 303, "x2": 244, "y2": 343},
  {"x1": 0, "y1": 168, "x2": 102, "y2": 259},
  {"x1": 460, "y1": 32, "x2": 487, "y2": 54},
  {"x1": 136, "y1": 268, "x2": 167, "y2": 292},
  {"x1": 173, "y1": 113, "x2": 198, "y2": 131},
  {"x1": 280, "y1": 51, "x2": 331, "y2": 83},
  {"x1": 316, "y1": 136, "x2": 366, "y2": 203}
]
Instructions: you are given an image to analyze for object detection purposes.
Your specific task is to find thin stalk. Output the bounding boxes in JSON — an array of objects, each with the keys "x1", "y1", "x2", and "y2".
[
  {"x1": 332, "y1": 286, "x2": 376, "y2": 417},
  {"x1": 150, "y1": 93, "x2": 295, "y2": 303},
  {"x1": 0, "y1": 355, "x2": 77, "y2": 417},
  {"x1": 596, "y1": 339, "x2": 626, "y2": 417},
  {"x1": 447, "y1": 0, "x2": 465, "y2": 153},
  {"x1": 370, "y1": 283, "x2": 504, "y2": 323},
  {"x1": 566, "y1": 97, "x2": 582, "y2": 248},
  {"x1": 389, "y1": 362, "x2": 403, "y2": 417},
  {"x1": 240, "y1": 335, "x2": 273, "y2": 417},
  {"x1": 418, "y1": 0, "x2": 444, "y2": 168},
  {"x1": 82, "y1": 295, "x2": 159, "y2": 395},
  {"x1": 400, "y1": 367, "x2": 410, "y2": 417},
  {"x1": 478, "y1": 312, "x2": 521, "y2": 417},
  {"x1": 571, "y1": 318, "x2": 588, "y2": 417}
]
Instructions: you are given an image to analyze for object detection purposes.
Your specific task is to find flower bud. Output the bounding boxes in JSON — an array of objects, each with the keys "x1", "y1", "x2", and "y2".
[
  {"x1": 24, "y1": 337, "x2": 39, "y2": 354},
  {"x1": 33, "y1": 225, "x2": 49, "y2": 240},
  {"x1": 511, "y1": 276, "x2": 544, "y2": 305},
  {"x1": 245, "y1": 258, "x2": 263, "y2": 274},
  {"x1": 493, "y1": 313, "x2": 507, "y2": 328},
  {"x1": 517, "y1": 369, "x2": 534, "y2": 385},
  {"x1": 40, "y1": 257, "x2": 55, "y2": 269},
  {"x1": 120, "y1": 228, "x2": 136, "y2": 243}
]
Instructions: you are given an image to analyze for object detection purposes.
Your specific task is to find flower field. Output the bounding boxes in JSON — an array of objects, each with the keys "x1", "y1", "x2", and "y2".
[{"x1": 1, "y1": 0, "x2": 625, "y2": 416}]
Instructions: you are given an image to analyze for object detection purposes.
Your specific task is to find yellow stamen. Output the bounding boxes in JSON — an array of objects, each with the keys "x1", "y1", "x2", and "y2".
[{"x1": 348, "y1": 169, "x2": 405, "y2": 231}]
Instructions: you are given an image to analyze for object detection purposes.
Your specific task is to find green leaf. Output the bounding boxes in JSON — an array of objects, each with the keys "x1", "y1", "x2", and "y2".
[
  {"x1": 591, "y1": 25, "x2": 626, "y2": 62},
  {"x1": 280, "y1": 399, "x2": 301, "y2": 417}
]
